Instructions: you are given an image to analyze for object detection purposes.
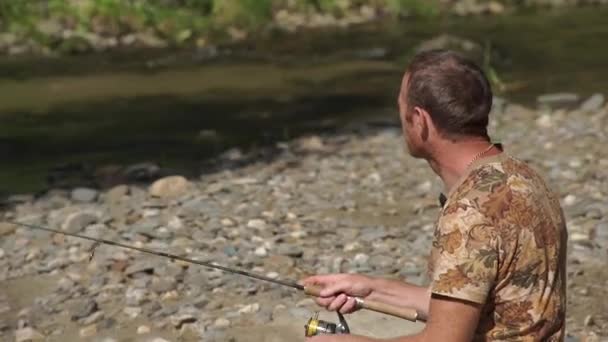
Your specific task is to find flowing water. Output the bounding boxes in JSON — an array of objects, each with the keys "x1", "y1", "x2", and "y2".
[{"x1": 1, "y1": 7, "x2": 607, "y2": 195}]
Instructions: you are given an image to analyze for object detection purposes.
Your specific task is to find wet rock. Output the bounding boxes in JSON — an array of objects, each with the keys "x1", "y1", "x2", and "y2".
[
  {"x1": 149, "y1": 175, "x2": 190, "y2": 198},
  {"x1": 15, "y1": 327, "x2": 45, "y2": 342},
  {"x1": 71, "y1": 187, "x2": 98, "y2": 203},
  {"x1": 62, "y1": 211, "x2": 98, "y2": 233}
]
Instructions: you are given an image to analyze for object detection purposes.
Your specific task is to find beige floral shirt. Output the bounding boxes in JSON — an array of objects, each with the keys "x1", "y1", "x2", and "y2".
[{"x1": 428, "y1": 153, "x2": 567, "y2": 341}]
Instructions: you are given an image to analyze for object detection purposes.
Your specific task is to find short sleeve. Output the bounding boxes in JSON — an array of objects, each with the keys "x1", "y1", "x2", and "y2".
[{"x1": 429, "y1": 204, "x2": 499, "y2": 304}]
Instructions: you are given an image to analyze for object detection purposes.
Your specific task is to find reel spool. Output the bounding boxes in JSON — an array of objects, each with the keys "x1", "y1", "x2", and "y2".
[{"x1": 305, "y1": 312, "x2": 350, "y2": 337}]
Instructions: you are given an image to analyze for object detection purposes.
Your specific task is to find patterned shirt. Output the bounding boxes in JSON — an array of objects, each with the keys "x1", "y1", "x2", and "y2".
[{"x1": 428, "y1": 153, "x2": 567, "y2": 341}]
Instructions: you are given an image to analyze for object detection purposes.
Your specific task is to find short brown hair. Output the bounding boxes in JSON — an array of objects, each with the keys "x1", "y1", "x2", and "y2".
[{"x1": 405, "y1": 50, "x2": 493, "y2": 138}]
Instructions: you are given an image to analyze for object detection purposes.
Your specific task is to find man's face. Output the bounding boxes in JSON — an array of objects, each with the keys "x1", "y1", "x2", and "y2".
[{"x1": 398, "y1": 75, "x2": 425, "y2": 158}]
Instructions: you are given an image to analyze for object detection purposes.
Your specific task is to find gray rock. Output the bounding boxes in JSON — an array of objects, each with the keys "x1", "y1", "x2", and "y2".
[
  {"x1": 125, "y1": 287, "x2": 147, "y2": 306},
  {"x1": 62, "y1": 211, "x2": 98, "y2": 233},
  {"x1": 69, "y1": 298, "x2": 98, "y2": 321},
  {"x1": 81, "y1": 311, "x2": 105, "y2": 325},
  {"x1": 580, "y1": 93, "x2": 605, "y2": 112},
  {"x1": 370, "y1": 255, "x2": 395, "y2": 270}
]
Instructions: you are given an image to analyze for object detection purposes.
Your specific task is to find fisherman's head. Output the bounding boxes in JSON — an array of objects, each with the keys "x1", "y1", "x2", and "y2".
[{"x1": 398, "y1": 50, "x2": 493, "y2": 158}]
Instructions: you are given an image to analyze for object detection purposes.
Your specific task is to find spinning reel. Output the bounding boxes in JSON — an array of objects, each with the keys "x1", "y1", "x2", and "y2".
[{"x1": 305, "y1": 312, "x2": 351, "y2": 337}]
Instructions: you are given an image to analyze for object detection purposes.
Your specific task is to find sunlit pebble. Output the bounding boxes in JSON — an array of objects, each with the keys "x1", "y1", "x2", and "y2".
[
  {"x1": 544, "y1": 142, "x2": 554, "y2": 150},
  {"x1": 266, "y1": 272, "x2": 279, "y2": 279},
  {"x1": 0, "y1": 248, "x2": 4, "y2": 259},
  {"x1": 563, "y1": 194, "x2": 577, "y2": 206},
  {"x1": 137, "y1": 325, "x2": 151, "y2": 334},
  {"x1": 569, "y1": 159, "x2": 582, "y2": 168}
]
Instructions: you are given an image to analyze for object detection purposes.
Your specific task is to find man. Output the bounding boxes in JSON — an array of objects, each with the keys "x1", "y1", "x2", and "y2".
[{"x1": 302, "y1": 50, "x2": 567, "y2": 341}]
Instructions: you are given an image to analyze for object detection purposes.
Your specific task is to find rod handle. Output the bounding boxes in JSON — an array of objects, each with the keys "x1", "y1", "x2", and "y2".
[{"x1": 303, "y1": 285, "x2": 421, "y2": 322}]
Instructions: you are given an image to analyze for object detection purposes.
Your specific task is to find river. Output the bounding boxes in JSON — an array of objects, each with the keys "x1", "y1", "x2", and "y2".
[{"x1": 1, "y1": 6, "x2": 607, "y2": 195}]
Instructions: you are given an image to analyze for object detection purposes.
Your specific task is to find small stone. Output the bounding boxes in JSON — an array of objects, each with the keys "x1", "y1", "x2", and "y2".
[
  {"x1": 266, "y1": 272, "x2": 279, "y2": 279},
  {"x1": 71, "y1": 187, "x2": 98, "y2": 202},
  {"x1": 354, "y1": 253, "x2": 370, "y2": 266},
  {"x1": 81, "y1": 311, "x2": 104, "y2": 325},
  {"x1": 277, "y1": 244, "x2": 304, "y2": 258},
  {"x1": 106, "y1": 185, "x2": 129, "y2": 203},
  {"x1": 179, "y1": 323, "x2": 202, "y2": 339},
  {"x1": 170, "y1": 312, "x2": 197, "y2": 328},
  {"x1": 344, "y1": 242, "x2": 362, "y2": 252},
  {"x1": 584, "y1": 314, "x2": 594, "y2": 326},
  {"x1": 151, "y1": 277, "x2": 177, "y2": 293},
  {"x1": 580, "y1": 93, "x2": 605, "y2": 112},
  {"x1": 0, "y1": 248, "x2": 4, "y2": 259},
  {"x1": 563, "y1": 195, "x2": 577, "y2": 206},
  {"x1": 15, "y1": 327, "x2": 45, "y2": 342},
  {"x1": 214, "y1": 317, "x2": 230, "y2": 328},
  {"x1": 247, "y1": 219, "x2": 267, "y2": 230},
  {"x1": 254, "y1": 247, "x2": 268, "y2": 257},
  {"x1": 148, "y1": 338, "x2": 170, "y2": 342},
  {"x1": 0, "y1": 222, "x2": 17, "y2": 236},
  {"x1": 62, "y1": 211, "x2": 98, "y2": 233},
  {"x1": 123, "y1": 306, "x2": 142, "y2": 318},
  {"x1": 149, "y1": 175, "x2": 190, "y2": 198},
  {"x1": 137, "y1": 325, "x2": 151, "y2": 334},
  {"x1": 536, "y1": 114, "x2": 552, "y2": 128},
  {"x1": 69, "y1": 298, "x2": 98, "y2": 321},
  {"x1": 79, "y1": 324, "x2": 97, "y2": 338},
  {"x1": 221, "y1": 218, "x2": 235, "y2": 227},
  {"x1": 238, "y1": 303, "x2": 260, "y2": 314}
]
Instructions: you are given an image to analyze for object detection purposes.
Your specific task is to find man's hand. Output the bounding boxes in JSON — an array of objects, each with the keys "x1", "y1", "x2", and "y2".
[{"x1": 302, "y1": 274, "x2": 376, "y2": 314}]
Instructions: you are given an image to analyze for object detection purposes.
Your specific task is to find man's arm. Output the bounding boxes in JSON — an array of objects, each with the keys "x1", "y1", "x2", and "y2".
[
  {"x1": 307, "y1": 293, "x2": 482, "y2": 342},
  {"x1": 302, "y1": 274, "x2": 430, "y2": 319}
]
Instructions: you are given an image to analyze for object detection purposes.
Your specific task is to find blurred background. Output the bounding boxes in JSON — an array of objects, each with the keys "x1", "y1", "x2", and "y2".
[{"x1": 1, "y1": 0, "x2": 607, "y2": 197}]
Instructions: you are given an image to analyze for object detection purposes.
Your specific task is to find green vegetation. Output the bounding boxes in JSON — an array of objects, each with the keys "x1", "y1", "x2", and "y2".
[{"x1": 0, "y1": 0, "x2": 440, "y2": 48}]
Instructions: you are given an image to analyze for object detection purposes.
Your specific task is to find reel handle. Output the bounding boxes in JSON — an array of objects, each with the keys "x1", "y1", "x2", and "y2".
[{"x1": 303, "y1": 285, "x2": 421, "y2": 322}]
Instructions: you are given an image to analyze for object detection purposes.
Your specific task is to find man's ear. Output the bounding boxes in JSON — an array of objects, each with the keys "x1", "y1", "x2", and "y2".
[{"x1": 414, "y1": 106, "x2": 430, "y2": 141}]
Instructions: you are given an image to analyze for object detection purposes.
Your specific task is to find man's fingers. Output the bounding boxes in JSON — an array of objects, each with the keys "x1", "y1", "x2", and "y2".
[
  {"x1": 328, "y1": 293, "x2": 348, "y2": 311},
  {"x1": 339, "y1": 297, "x2": 357, "y2": 314},
  {"x1": 320, "y1": 281, "x2": 351, "y2": 297},
  {"x1": 315, "y1": 296, "x2": 336, "y2": 308}
]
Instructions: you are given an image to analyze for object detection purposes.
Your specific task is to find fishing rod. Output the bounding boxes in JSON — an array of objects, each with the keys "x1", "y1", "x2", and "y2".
[{"x1": 5, "y1": 220, "x2": 423, "y2": 336}]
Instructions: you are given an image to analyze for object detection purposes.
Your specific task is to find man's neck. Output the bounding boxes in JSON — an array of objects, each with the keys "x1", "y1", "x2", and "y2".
[{"x1": 426, "y1": 137, "x2": 499, "y2": 193}]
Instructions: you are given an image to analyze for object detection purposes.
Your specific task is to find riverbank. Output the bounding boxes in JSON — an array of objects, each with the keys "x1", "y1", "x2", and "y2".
[
  {"x1": 1, "y1": 97, "x2": 607, "y2": 341},
  {"x1": 1, "y1": 0, "x2": 607, "y2": 56}
]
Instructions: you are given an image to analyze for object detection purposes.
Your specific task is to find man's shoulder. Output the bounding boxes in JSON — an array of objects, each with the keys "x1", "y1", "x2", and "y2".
[{"x1": 442, "y1": 155, "x2": 556, "y2": 222}]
